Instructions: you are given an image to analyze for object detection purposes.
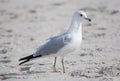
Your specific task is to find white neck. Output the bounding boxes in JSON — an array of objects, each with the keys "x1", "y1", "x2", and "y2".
[{"x1": 67, "y1": 17, "x2": 82, "y2": 34}]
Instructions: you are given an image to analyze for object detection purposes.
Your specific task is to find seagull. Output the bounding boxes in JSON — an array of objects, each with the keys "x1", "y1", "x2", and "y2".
[{"x1": 19, "y1": 10, "x2": 91, "y2": 73}]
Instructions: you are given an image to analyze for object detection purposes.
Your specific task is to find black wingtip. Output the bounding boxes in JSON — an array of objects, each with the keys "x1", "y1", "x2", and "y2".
[
  {"x1": 18, "y1": 55, "x2": 34, "y2": 65},
  {"x1": 19, "y1": 54, "x2": 42, "y2": 65},
  {"x1": 19, "y1": 55, "x2": 34, "y2": 61},
  {"x1": 19, "y1": 58, "x2": 23, "y2": 61},
  {"x1": 19, "y1": 59, "x2": 30, "y2": 65}
]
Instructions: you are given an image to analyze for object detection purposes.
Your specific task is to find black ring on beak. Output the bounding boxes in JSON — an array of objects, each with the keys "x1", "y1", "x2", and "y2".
[{"x1": 85, "y1": 18, "x2": 91, "y2": 22}]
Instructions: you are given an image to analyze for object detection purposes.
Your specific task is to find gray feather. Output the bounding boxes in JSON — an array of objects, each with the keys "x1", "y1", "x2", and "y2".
[{"x1": 34, "y1": 34, "x2": 72, "y2": 56}]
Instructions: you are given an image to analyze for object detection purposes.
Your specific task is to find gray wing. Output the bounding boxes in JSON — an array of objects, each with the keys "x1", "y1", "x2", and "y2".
[{"x1": 33, "y1": 34, "x2": 72, "y2": 57}]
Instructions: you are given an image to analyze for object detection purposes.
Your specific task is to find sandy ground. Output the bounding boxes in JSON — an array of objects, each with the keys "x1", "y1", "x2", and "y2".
[{"x1": 0, "y1": 0, "x2": 120, "y2": 81}]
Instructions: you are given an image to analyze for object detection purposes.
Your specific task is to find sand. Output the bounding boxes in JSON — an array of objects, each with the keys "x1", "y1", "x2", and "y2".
[{"x1": 0, "y1": 0, "x2": 120, "y2": 81}]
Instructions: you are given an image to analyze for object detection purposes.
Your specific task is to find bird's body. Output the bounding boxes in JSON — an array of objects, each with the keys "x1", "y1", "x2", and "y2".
[{"x1": 19, "y1": 10, "x2": 91, "y2": 73}]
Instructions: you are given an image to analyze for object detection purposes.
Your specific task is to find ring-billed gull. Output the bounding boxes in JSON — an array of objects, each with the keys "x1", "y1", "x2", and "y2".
[{"x1": 19, "y1": 10, "x2": 91, "y2": 73}]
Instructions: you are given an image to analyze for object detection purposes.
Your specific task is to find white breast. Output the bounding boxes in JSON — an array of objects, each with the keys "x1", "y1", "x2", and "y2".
[
  {"x1": 71, "y1": 33, "x2": 82, "y2": 48},
  {"x1": 58, "y1": 33, "x2": 82, "y2": 57}
]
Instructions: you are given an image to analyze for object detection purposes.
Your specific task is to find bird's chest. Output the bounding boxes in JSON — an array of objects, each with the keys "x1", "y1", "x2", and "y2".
[
  {"x1": 71, "y1": 34, "x2": 82, "y2": 46},
  {"x1": 63, "y1": 33, "x2": 82, "y2": 52},
  {"x1": 70, "y1": 34, "x2": 82, "y2": 48},
  {"x1": 58, "y1": 34, "x2": 82, "y2": 56},
  {"x1": 59, "y1": 37, "x2": 82, "y2": 56}
]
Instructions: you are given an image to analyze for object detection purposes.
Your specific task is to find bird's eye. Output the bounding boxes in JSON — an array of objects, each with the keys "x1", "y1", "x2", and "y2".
[{"x1": 80, "y1": 14, "x2": 83, "y2": 16}]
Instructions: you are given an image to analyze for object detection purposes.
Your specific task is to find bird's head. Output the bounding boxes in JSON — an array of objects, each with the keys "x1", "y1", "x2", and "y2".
[{"x1": 73, "y1": 10, "x2": 91, "y2": 22}]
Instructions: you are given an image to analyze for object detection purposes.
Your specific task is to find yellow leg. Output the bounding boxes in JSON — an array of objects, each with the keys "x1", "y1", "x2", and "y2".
[
  {"x1": 62, "y1": 58, "x2": 65, "y2": 73},
  {"x1": 53, "y1": 57, "x2": 57, "y2": 72}
]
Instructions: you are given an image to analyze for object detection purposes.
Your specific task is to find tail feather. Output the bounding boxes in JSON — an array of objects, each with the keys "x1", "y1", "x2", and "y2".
[{"x1": 19, "y1": 54, "x2": 42, "y2": 65}]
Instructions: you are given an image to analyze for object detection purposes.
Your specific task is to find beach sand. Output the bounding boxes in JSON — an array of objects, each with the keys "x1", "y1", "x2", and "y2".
[{"x1": 0, "y1": 0, "x2": 120, "y2": 81}]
